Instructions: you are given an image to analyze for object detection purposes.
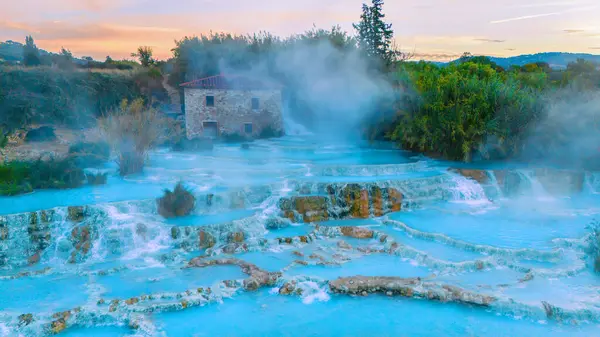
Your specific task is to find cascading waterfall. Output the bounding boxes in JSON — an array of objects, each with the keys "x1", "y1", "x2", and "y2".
[
  {"x1": 2, "y1": 138, "x2": 600, "y2": 336},
  {"x1": 516, "y1": 170, "x2": 552, "y2": 200},
  {"x1": 446, "y1": 173, "x2": 489, "y2": 203}
]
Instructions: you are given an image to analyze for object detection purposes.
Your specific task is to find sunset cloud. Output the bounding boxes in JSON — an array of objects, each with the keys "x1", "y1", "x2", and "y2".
[
  {"x1": 490, "y1": 12, "x2": 560, "y2": 24},
  {"x1": 0, "y1": 0, "x2": 598, "y2": 60},
  {"x1": 474, "y1": 38, "x2": 506, "y2": 43}
]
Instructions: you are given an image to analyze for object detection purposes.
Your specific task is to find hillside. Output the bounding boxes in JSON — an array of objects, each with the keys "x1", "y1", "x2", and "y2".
[
  {"x1": 486, "y1": 52, "x2": 600, "y2": 69},
  {"x1": 0, "y1": 40, "x2": 53, "y2": 63}
]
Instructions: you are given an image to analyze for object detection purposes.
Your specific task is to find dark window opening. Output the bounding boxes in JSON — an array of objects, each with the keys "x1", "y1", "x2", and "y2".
[
  {"x1": 206, "y1": 95, "x2": 215, "y2": 107},
  {"x1": 244, "y1": 123, "x2": 253, "y2": 134},
  {"x1": 251, "y1": 97, "x2": 259, "y2": 110}
]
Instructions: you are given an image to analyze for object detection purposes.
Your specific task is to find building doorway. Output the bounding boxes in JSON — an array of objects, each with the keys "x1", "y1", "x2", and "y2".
[{"x1": 203, "y1": 121, "x2": 218, "y2": 138}]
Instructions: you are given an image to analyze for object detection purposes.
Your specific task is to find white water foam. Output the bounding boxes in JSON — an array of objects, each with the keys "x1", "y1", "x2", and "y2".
[
  {"x1": 284, "y1": 115, "x2": 313, "y2": 136},
  {"x1": 297, "y1": 281, "x2": 331, "y2": 304},
  {"x1": 89, "y1": 204, "x2": 170, "y2": 262},
  {"x1": 486, "y1": 170, "x2": 504, "y2": 200},
  {"x1": 447, "y1": 174, "x2": 489, "y2": 205},
  {"x1": 303, "y1": 164, "x2": 314, "y2": 177},
  {"x1": 516, "y1": 170, "x2": 554, "y2": 202},
  {"x1": 585, "y1": 172, "x2": 600, "y2": 194}
]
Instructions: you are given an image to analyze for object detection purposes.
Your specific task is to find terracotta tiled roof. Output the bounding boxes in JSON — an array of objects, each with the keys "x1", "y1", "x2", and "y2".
[{"x1": 180, "y1": 74, "x2": 281, "y2": 90}]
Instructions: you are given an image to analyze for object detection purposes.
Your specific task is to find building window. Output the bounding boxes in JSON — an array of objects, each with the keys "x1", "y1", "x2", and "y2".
[
  {"x1": 251, "y1": 97, "x2": 259, "y2": 110},
  {"x1": 206, "y1": 95, "x2": 215, "y2": 107},
  {"x1": 244, "y1": 123, "x2": 253, "y2": 134}
]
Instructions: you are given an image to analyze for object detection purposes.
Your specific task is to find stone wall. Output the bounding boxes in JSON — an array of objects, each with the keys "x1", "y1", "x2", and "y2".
[{"x1": 184, "y1": 88, "x2": 283, "y2": 139}]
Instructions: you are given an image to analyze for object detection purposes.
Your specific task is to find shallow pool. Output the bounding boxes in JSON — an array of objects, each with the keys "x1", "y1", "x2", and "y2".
[{"x1": 1, "y1": 136, "x2": 599, "y2": 336}]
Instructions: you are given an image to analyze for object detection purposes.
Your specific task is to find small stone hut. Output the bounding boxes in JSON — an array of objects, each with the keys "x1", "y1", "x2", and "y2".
[{"x1": 180, "y1": 74, "x2": 284, "y2": 140}]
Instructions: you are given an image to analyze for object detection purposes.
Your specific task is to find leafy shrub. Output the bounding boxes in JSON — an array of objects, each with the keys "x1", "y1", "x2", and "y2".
[
  {"x1": 25, "y1": 126, "x2": 56, "y2": 142},
  {"x1": 68, "y1": 141, "x2": 110, "y2": 167},
  {"x1": 27, "y1": 158, "x2": 85, "y2": 189},
  {"x1": 221, "y1": 132, "x2": 248, "y2": 143},
  {"x1": 586, "y1": 220, "x2": 600, "y2": 272},
  {"x1": 258, "y1": 125, "x2": 284, "y2": 139},
  {"x1": 157, "y1": 182, "x2": 196, "y2": 218},
  {"x1": 99, "y1": 98, "x2": 177, "y2": 176},
  {"x1": 384, "y1": 61, "x2": 543, "y2": 161},
  {"x1": 0, "y1": 157, "x2": 85, "y2": 196}
]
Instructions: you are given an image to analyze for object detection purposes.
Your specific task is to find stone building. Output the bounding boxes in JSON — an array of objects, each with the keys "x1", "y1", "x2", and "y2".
[{"x1": 180, "y1": 74, "x2": 284, "y2": 140}]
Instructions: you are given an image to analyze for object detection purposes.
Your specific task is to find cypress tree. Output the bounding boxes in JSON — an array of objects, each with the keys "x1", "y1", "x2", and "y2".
[
  {"x1": 353, "y1": 0, "x2": 396, "y2": 67},
  {"x1": 23, "y1": 35, "x2": 41, "y2": 67}
]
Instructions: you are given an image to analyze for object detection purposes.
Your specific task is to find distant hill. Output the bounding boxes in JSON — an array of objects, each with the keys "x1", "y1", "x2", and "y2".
[
  {"x1": 0, "y1": 40, "x2": 91, "y2": 65},
  {"x1": 474, "y1": 52, "x2": 600, "y2": 70},
  {"x1": 0, "y1": 40, "x2": 52, "y2": 63}
]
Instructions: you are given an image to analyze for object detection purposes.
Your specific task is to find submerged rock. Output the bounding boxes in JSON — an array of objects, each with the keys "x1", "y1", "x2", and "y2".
[
  {"x1": 337, "y1": 240, "x2": 352, "y2": 250},
  {"x1": 67, "y1": 206, "x2": 86, "y2": 222},
  {"x1": 279, "y1": 281, "x2": 303, "y2": 296},
  {"x1": 18, "y1": 313, "x2": 34, "y2": 326},
  {"x1": 340, "y1": 227, "x2": 374, "y2": 239},
  {"x1": 228, "y1": 232, "x2": 245, "y2": 243},
  {"x1": 69, "y1": 225, "x2": 93, "y2": 263}
]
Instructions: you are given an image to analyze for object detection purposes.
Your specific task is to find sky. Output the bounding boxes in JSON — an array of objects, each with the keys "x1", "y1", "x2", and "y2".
[{"x1": 1, "y1": 0, "x2": 599, "y2": 61}]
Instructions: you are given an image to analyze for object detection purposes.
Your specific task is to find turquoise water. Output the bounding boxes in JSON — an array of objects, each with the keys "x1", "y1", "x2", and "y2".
[{"x1": 1, "y1": 136, "x2": 600, "y2": 336}]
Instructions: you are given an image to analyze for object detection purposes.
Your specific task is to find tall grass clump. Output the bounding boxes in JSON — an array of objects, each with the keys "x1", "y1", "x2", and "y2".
[
  {"x1": 157, "y1": 182, "x2": 196, "y2": 218},
  {"x1": 586, "y1": 220, "x2": 600, "y2": 273},
  {"x1": 99, "y1": 98, "x2": 176, "y2": 176}
]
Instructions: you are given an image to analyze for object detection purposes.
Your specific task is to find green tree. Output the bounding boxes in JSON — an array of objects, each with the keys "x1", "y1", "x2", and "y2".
[
  {"x1": 0, "y1": 127, "x2": 8, "y2": 164},
  {"x1": 131, "y1": 46, "x2": 155, "y2": 67},
  {"x1": 353, "y1": 0, "x2": 396, "y2": 66},
  {"x1": 60, "y1": 47, "x2": 73, "y2": 61},
  {"x1": 23, "y1": 35, "x2": 41, "y2": 66}
]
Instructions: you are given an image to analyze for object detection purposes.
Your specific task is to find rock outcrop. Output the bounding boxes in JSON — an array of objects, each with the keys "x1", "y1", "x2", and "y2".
[
  {"x1": 329, "y1": 276, "x2": 496, "y2": 307},
  {"x1": 278, "y1": 185, "x2": 404, "y2": 223},
  {"x1": 188, "y1": 257, "x2": 281, "y2": 291},
  {"x1": 340, "y1": 227, "x2": 374, "y2": 239},
  {"x1": 448, "y1": 168, "x2": 489, "y2": 184}
]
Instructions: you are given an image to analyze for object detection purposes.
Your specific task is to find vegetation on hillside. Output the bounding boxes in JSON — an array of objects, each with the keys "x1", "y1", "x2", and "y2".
[
  {"x1": 0, "y1": 158, "x2": 85, "y2": 196},
  {"x1": 374, "y1": 55, "x2": 600, "y2": 165},
  {"x1": 0, "y1": 0, "x2": 598, "y2": 177}
]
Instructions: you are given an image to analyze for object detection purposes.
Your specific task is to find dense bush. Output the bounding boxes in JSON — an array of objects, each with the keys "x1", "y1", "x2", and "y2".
[
  {"x1": 0, "y1": 158, "x2": 85, "y2": 196},
  {"x1": 68, "y1": 141, "x2": 110, "y2": 167},
  {"x1": 0, "y1": 67, "x2": 141, "y2": 130},
  {"x1": 381, "y1": 61, "x2": 548, "y2": 161},
  {"x1": 586, "y1": 220, "x2": 600, "y2": 273},
  {"x1": 221, "y1": 132, "x2": 248, "y2": 143},
  {"x1": 157, "y1": 182, "x2": 196, "y2": 218},
  {"x1": 258, "y1": 125, "x2": 285, "y2": 139}
]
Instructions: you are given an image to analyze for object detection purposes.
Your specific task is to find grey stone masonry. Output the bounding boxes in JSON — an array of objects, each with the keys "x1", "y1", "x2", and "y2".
[{"x1": 184, "y1": 88, "x2": 283, "y2": 139}]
